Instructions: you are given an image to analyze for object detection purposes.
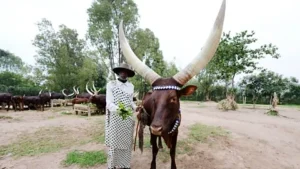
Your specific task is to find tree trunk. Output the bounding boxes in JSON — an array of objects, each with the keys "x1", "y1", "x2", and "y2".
[
  {"x1": 252, "y1": 95, "x2": 256, "y2": 109},
  {"x1": 229, "y1": 74, "x2": 236, "y2": 100},
  {"x1": 205, "y1": 93, "x2": 210, "y2": 101},
  {"x1": 225, "y1": 80, "x2": 229, "y2": 97}
]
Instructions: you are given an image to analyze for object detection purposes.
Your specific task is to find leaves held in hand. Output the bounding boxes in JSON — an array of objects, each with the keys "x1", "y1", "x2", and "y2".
[{"x1": 117, "y1": 102, "x2": 133, "y2": 120}]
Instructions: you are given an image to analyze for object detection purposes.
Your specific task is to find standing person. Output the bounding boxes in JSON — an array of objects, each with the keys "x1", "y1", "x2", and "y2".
[{"x1": 105, "y1": 63, "x2": 139, "y2": 169}]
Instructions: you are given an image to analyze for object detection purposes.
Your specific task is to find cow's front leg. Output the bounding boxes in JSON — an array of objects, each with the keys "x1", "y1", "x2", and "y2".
[
  {"x1": 7, "y1": 101, "x2": 10, "y2": 111},
  {"x1": 150, "y1": 133, "x2": 158, "y2": 169},
  {"x1": 170, "y1": 132, "x2": 178, "y2": 169},
  {"x1": 158, "y1": 136, "x2": 163, "y2": 149}
]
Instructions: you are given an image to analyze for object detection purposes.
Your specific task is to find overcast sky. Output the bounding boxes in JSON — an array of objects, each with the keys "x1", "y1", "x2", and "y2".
[{"x1": 1, "y1": 0, "x2": 299, "y2": 82}]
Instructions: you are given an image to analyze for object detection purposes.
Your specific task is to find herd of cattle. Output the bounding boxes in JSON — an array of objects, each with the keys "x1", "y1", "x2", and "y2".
[{"x1": 0, "y1": 82, "x2": 114, "y2": 112}]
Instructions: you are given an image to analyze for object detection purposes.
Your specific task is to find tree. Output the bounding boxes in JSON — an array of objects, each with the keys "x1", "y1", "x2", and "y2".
[
  {"x1": 209, "y1": 30, "x2": 280, "y2": 97},
  {"x1": 239, "y1": 70, "x2": 289, "y2": 108},
  {"x1": 87, "y1": 0, "x2": 139, "y2": 79},
  {"x1": 33, "y1": 18, "x2": 87, "y2": 91},
  {"x1": 282, "y1": 77, "x2": 300, "y2": 105},
  {"x1": 196, "y1": 69, "x2": 217, "y2": 101},
  {"x1": 163, "y1": 59, "x2": 179, "y2": 77},
  {"x1": 127, "y1": 28, "x2": 167, "y2": 95},
  {"x1": 0, "y1": 49, "x2": 26, "y2": 73}
]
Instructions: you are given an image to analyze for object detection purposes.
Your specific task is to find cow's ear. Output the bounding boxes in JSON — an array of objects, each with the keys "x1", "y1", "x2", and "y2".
[{"x1": 179, "y1": 85, "x2": 197, "y2": 96}]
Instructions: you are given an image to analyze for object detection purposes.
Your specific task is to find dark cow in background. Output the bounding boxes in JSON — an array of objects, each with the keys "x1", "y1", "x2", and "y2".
[
  {"x1": 12, "y1": 95, "x2": 24, "y2": 111},
  {"x1": 118, "y1": 0, "x2": 226, "y2": 168},
  {"x1": 22, "y1": 90, "x2": 51, "y2": 111},
  {"x1": 50, "y1": 92, "x2": 65, "y2": 100},
  {"x1": 23, "y1": 96, "x2": 41, "y2": 110},
  {"x1": 38, "y1": 90, "x2": 51, "y2": 111},
  {"x1": 0, "y1": 93, "x2": 13, "y2": 111}
]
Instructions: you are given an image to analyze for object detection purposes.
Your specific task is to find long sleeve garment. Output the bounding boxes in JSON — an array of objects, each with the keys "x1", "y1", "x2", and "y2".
[
  {"x1": 105, "y1": 79, "x2": 137, "y2": 168},
  {"x1": 106, "y1": 80, "x2": 137, "y2": 112}
]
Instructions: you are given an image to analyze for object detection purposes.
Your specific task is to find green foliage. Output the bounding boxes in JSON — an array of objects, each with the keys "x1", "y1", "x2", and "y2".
[
  {"x1": 117, "y1": 102, "x2": 133, "y2": 120},
  {"x1": 0, "y1": 49, "x2": 25, "y2": 73},
  {"x1": 130, "y1": 28, "x2": 166, "y2": 76},
  {"x1": 163, "y1": 59, "x2": 179, "y2": 77},
  {"x1": 266, "y1": 109, "x2": 279, "y2": 116},
  {"x1": 87, "y1": 0, "x2": 139, "y2": 79},
  {"x1": 209, "y1": 30, "x2": 280, "y2": 95},
  {"x1": 281, "y1": 77, "x2": 300, "y2": 105},
  {"x1": 33, "y1": 19, "x2": 93, "y2": 91},
  {"x1": 129, "y1": 28, "x2": 171, "y2": 94},
  {"x1": 196, "y1": 69, "x2": 218, "y2": 101},
  {"x1": 239, "y1": 70, "x2": 289, "y2": 106},
  {"x1": 0, "y1": 71, "x2": 40, "y2": 95},
  {"x1": 64, "y1": 150, "x2": 107, "y2": 167}
]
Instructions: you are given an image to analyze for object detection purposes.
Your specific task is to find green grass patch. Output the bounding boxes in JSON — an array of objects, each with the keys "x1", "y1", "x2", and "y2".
[
  {"x1": 266, "y1": 109, "x2": 279, "y2": 116},
  {"x1": 189, "y1": 123, "x2": 229, "y2": 143},
  {"x1": 0, "y1": 127, "x2": 90, "y2": 158},
  {"x1": 61, "y1": 111, "x2": 72, "y2": 115},
  {"x1": 47, "y1": 116, "x2": 55, "y2": 119},
  {"x1": 278, "y1": 104, "x2": 300, "y2": 108},
  {"x1": 88, "y1": 119, "x2": 106, "y2": 144},
  {"x1": 0, "y1": 115, "x2": 13, "y2": 120},
  {"x1": 139, "y1": 123, "x2": 229, "y2": 163},
  {"x1": 64, "y1": 150, "x2": 107, "y2": 167}
]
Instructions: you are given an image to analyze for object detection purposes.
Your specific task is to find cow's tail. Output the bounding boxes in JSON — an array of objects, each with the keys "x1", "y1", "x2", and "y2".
[{"x1": 138, "y1": 122, "x2": 145, "y2": 153}]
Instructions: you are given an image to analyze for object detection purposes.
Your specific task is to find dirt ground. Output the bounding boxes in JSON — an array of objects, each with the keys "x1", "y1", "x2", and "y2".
[{"x1": 0, "y1": 102, "x2": 300, "y2": 169}]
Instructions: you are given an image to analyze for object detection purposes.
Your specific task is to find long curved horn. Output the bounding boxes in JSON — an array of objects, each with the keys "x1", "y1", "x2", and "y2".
[
  {"x1": 119, "y1": 21, "x2": 161, "y2": 85},
  {"x1": 173, "y1": 0, "x2": 226, "y2": 85},
  {"x1": 62, "y1": 89, "x2": 73, "y2": 97},
  {"x1": 92, "y1": 81, "x2": 97, "y2": 92},
  {"x1": 76, "y1": 87, "x2": 80, "y2": 94},
  {"x1": 92, "y1": 81, "x2": 101, "y2": 93},
  {"x1": 73, "y1": 86, "x2": 78, "y2": 94},
  {"x1": 62, "y1": 89, "x2": 68, "y2": 96},
  {"x1": 39, "y1": 90, "x2": 43, "y2": 95},
  {"x1": 86, "y1": 82, "x2": 94, "y2": 96}
]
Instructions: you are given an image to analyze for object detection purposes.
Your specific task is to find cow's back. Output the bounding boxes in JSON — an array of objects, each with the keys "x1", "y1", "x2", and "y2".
[{"x1": 0, "y1": 93, "x2": 12, "y2": 102}]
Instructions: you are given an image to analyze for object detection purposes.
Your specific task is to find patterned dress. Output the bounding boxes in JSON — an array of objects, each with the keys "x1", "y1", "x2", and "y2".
[{"x1": 105, "y1": 80, "x2": 137, "y2": 169}]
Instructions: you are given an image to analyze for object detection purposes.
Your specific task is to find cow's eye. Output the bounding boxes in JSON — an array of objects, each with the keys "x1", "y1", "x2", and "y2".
[{"x1": 170, "y1": 97, "x2": 177, "y2": 103}]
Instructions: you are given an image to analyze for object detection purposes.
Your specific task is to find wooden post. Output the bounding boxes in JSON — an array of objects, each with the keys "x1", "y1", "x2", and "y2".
[{"x1": 88, "y1": 106, "x2": 91, "y2": 117}]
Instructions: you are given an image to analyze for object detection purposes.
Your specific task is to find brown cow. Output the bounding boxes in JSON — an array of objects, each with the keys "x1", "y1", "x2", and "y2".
[
  {"x1": 71, "y1": 98, "x2": 89, "y2": 109},
  {"x1": 118, "y1": 0, "x2": 226, "y2": 168},
  {"x1": 86, "y1": 82, "x2": 106, "y2": 114}
]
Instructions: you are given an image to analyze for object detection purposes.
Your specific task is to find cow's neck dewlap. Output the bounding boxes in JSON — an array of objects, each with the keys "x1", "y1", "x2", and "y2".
[{"x1": 168, "y1": 109, "x2": 181, "y2": 134}]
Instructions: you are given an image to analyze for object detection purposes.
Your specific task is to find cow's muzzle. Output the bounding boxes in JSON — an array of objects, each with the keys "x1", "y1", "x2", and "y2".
[{"x1": 150, "y1": 126, "x2": 162, "y2": 136}]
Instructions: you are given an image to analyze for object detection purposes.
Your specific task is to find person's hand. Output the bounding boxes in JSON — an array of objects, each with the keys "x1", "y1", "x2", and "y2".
[
  {"x1": 135, "y1": 106, "x2": 142, "y2": 120},
  {"x1": 135, "y1": 105, "x2": 142, "y2": 112}
]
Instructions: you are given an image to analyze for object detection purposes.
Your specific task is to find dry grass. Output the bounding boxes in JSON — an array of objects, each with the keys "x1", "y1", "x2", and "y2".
[
  {"x1": 0, "y1": 115, "x2": 13, "y2": 120},
  {"x1": 0, "y1": 118, "x2": 106, "y2": 158},
  {"x1": 140, "y1": 123, "x2": 229, "y2": 163}
]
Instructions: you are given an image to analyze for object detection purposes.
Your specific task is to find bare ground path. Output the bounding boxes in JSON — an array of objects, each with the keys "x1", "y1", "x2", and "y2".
[{"x1": 0, "y1": 102, "x2": 299, "y2": 169}]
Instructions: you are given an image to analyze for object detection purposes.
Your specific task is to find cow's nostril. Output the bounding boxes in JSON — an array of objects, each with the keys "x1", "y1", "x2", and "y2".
[{"x1": 151, "y1": 126, "x2": 162, "y2": 132}]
